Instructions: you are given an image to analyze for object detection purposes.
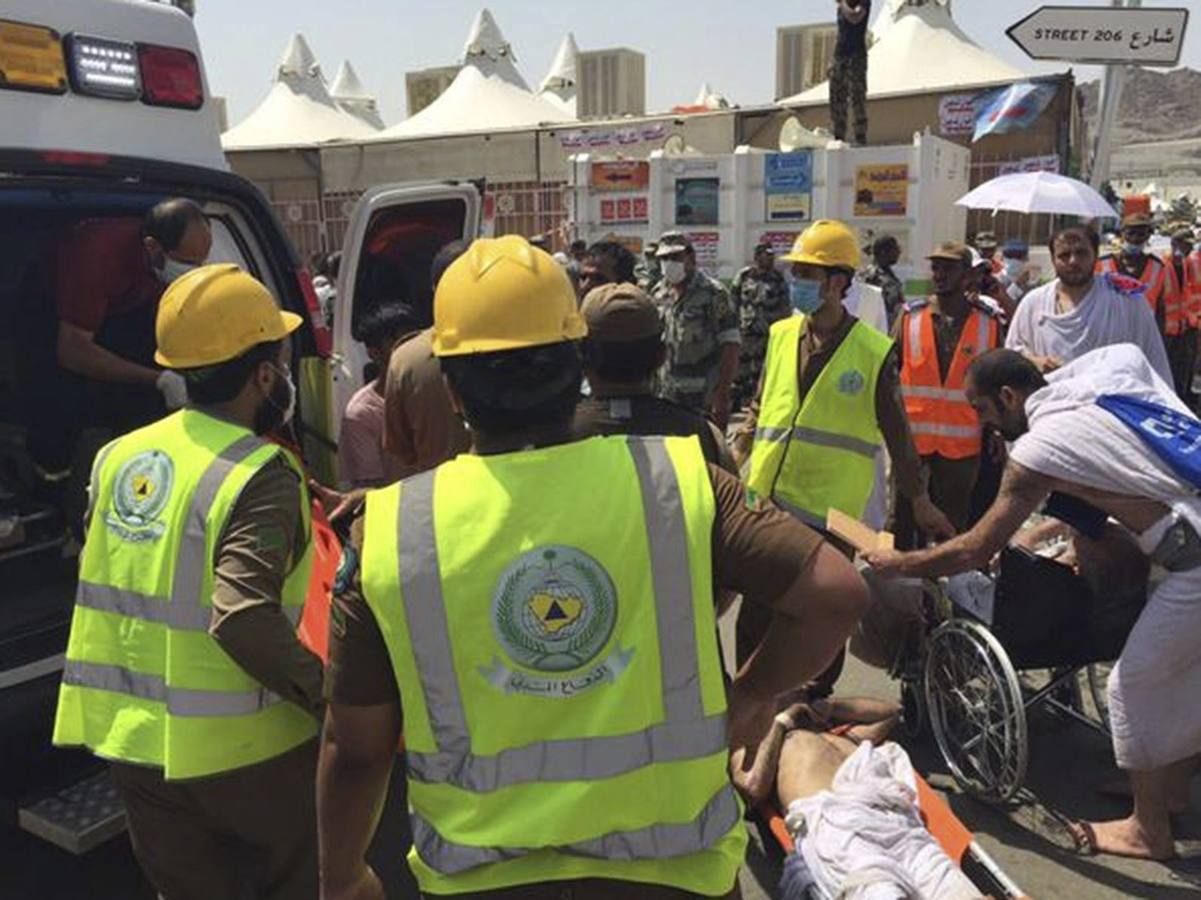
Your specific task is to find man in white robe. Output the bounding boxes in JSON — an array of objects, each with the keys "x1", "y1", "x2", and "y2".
[
  {"x1": 1006, "y1": 225, "x2": 1171, "y2": 384},
  {"x1": 866, "y1": 343, "x2": 1201, "y2": 861}
]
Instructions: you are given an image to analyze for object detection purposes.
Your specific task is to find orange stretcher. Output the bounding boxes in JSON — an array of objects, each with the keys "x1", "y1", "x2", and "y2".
[{"x1": 757, "y1": 771, "x2": 1029, "y2": 899}]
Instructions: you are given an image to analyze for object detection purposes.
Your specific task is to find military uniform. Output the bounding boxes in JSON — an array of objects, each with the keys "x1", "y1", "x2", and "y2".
[
  {"x1": 652, "y1": 270, "x2": 741, "y2": 412},
  {"x1": 861, "y1": 262, "x2": 904, "y2": 328},
  {"x1": 731, "y1": 264, "x2": 790, "y2": 408},
  {"x1": 635, "y1": 257, "x2": 662, "y2": 294}
]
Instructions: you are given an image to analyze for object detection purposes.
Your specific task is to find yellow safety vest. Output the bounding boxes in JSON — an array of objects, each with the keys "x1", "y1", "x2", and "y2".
[
  {"x1": 53, "y1": 409, "x2": 317, "y2": 780},
  {"x1": 361, "y1": 435, "x2": 745, "y2": 896},
  {"x1": 747, "y1": 315, "x2": 892, "y2": 528}
]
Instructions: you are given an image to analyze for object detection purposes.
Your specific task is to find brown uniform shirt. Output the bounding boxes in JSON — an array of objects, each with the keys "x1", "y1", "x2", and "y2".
[
  {"x1": 573, "y1": 389, "x2": 738, "y2": 474},
  {"x1": 209, "y1": 457, "x2": 325, "y2": 720},
  {"x1": 382, "y1": 328, "x2": 471, "y2": 474},
  {"x1": 326, "y1": 462, "x2": 823, "y2": 706},
  {"x1": 733, "y1": 311, "x2": 927, "y2": 500}
]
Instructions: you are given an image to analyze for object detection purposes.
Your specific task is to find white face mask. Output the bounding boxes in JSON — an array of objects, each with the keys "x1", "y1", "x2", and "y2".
[
  {"x1": 662, "y1": 259, "x2": 687, "y2": 285},
  {"x1": 160, "y1": 256, "x2": 199, "y2": 283}
]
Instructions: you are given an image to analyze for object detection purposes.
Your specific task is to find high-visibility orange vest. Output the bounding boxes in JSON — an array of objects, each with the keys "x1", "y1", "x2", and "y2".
[
  {"x1": 1098, "y1": 255, "x2": 1185, "y2": 335},
  {"x1": 900, "y1": 300, "x2": 1000, "y2": 460},
  {"x1": 1165, "y1": 250, "x2": 1201, "y2": 330}
]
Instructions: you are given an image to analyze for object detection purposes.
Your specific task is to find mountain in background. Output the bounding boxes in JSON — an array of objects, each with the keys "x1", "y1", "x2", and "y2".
[{"x1": 1080, "y1": 66, "x2": 1201, "y2": 146}]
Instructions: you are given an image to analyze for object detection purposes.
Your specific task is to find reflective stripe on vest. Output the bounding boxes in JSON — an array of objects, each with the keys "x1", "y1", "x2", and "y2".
[
  {"x1": 62, "y1": 660, "x2": 284, "y2": 717},
  {"x1": 746, "y1": 315, "x2": 890, "y2": 525},
  {"x1": 400, "y1": 437, "x2": 725, "y2": 792},
  {"x1": 900, "y1": 305, "x2": 995, "y2": 459},
  {"x1": 409, "y1": 782, "x2": 742, "y2": 875}
]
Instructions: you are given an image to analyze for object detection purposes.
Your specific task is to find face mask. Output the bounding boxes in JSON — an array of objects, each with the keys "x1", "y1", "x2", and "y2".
[
  {"x1": 253, "y1": 363, "x2": 296, "y2": 435},
  {"x1": 662, "y1": 260, "x2": 687, "y2": 285},
  {"x1": 160, "y1": 256, "x2": 199, "y2": 283},
  {"x1": 1123, "y1": 239, "x2": 1146, "y2": 256},
  {"x1": 1003, "y1": 258, "x2": 1024, "y2": 278},
  {"x1": 788, "y1": 277, "x2": 824, "y2": 314}
]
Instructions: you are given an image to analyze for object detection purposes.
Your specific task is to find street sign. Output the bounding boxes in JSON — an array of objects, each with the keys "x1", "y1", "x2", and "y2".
[{"x1": 1007, "y1": 6, "x2": 1189, "y2": 67}]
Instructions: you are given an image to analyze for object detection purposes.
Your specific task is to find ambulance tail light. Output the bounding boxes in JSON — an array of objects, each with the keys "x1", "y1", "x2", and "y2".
[
  {"x1": 137, "y1": 43, "x2": 202, "y2": 109},
  {"x1": 0, "y1": 19, "x2": 67, "y2": 95}
]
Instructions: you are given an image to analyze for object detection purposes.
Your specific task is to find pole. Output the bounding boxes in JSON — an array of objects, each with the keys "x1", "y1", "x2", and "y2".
[{"x1": 1089, "y1": 0, "x2": 1140, "y2": 190}]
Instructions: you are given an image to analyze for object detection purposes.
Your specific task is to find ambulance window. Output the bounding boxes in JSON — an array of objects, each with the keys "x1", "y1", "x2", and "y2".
[{"x1": 206, "y1": 217, "x2": 251, "y2": 270}]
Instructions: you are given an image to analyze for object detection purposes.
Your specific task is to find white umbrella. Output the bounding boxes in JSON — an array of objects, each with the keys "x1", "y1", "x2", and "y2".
[{"x1": 956, "y1": 172, "x2": 1117, "y2": 219}]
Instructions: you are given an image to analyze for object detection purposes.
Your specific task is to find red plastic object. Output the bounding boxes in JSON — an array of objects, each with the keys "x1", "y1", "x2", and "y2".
[
  {"x1": 296, "y1": 267, "x2": 333, "y2": 358},
  {"x1": 297, "y1": 497, "x2": 339, "y2": 664},
  {"x1": 137, "y1": 43, "x2": 202, "y2": 109}
]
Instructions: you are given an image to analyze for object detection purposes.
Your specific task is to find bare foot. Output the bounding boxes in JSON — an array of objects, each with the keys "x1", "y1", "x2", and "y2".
[
  {"x1": 1069, "y1": 817, "x2": 1175, "y2": 861},
  {"x1": 1097, "y1": 777, "x2": 1191, "y2": 815}
]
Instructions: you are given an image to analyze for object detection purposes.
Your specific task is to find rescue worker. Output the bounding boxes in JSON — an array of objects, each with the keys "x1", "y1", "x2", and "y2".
[
  {"x1": 317, "y1": 236, "x2": 869, "y2": 900},
  {"x1": 732, "y1": 242, "x2": 791, "y2": 411},
  {"x1": 731, "y1": 221, "x2": 953, "y2": 697},
  {"x1": 574, "y1": 281, "x2": 737, "y2": 471},
  {"x1": 1099, "y1": 213, "x2": 1185, "y2": 356},
  {"x1": 1163, "y1": 226, "x2": 1201, "y2": 402},
  {"x1": 652, "y1": 233, "x2": 741, "y2": 427},
  {"x1": 52, "y1": 265, "x2": 325, "y2": 899},
  {"x1": 894, "y1": 242, "x2": 1002, "y2": 548}
]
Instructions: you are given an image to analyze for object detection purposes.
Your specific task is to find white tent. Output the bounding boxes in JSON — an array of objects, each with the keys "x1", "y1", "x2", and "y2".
[
  {"x1": 780, "y1": 0, "x2": 1033, "y2": 104},
  {"x1": 693, "y1": 82, "x2": 732, "y2": 110},
  {"x1": 379, "y1": 9, "x2": 572, "y2": 139},
  {"x1": 539, "y1": 33, "x2": 578, "y2": 117},
  {"x1": 222, "y1": 34, "x2": 375, "y2": 150},
  {"x1": 330, "y1": 60, "x2": 385, "y2": 131}
]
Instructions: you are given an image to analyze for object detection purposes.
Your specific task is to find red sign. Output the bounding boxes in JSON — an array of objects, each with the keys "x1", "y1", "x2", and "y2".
[
  {"x1": 590, "y1": 161, "x2": 650, "y2": 192},
  {"x1": 600, "y1": 195, "x2": 649, "y2": 224}
]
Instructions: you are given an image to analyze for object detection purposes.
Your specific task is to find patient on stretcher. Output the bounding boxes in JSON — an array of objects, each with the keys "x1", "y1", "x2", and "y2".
[{"x1": 730, "y1": 696, "x2": 988, "y2": 900}]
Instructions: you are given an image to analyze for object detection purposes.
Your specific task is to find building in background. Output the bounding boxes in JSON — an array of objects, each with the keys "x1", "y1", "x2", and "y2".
[
  {"x1": 405, "y1": 65, "x2": 462, "y2": 116},
  {"x1": 577, "y1": 48, "x2": 645, "y2": 119},
  {"x1": 776, "y1": 24, "x2": 837, "y2": 101}
]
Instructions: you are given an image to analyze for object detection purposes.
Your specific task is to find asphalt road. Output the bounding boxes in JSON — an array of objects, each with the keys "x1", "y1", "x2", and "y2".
[{"x1": 5, "y1": 605, "x2": 1200, "y2": 899}]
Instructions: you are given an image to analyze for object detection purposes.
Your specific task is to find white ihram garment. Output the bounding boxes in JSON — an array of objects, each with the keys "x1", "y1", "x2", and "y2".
[
  {"x1": 1009, "y1": 344, "x2": 1201, "y2": 770},
  {"x1": 786, "y1": 742, "x2": 978, "y2": 900}
]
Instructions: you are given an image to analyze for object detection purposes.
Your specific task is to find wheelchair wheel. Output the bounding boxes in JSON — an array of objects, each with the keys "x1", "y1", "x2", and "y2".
[
  {"x1": 925, "y1": 619, "x2": 1028, "y2": 802},
  {"x1": 1085, "y1": 663, "x2": 1113, "y2": 733},
  {"x1": 900, "y1": 676, "x2": 927, "y2": 740}
]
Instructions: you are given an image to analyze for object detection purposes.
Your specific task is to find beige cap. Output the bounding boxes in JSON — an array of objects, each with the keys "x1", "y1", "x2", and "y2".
[{"x1": 580, "y1": 282, "x2": 662, "y2": 342}]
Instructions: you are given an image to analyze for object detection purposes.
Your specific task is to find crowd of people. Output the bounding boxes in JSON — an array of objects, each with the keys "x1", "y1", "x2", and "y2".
[{"x1": 47, "y1": 194, "x2": 1201, "y2": 899}]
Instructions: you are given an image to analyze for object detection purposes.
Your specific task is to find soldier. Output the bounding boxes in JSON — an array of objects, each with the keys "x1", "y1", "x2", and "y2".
[
  {"x1": 635, "y1": 240, "x2": 661, "y2": 294},
  {"x1": 651, "y1": 233, "x2": 741, "y2": 427},
  {"x1": 861, "y1": 234, "x2": 905, "y2": 328},
  {"x1": 732, "y1": 242, "x2": 790, "y2": 410}
]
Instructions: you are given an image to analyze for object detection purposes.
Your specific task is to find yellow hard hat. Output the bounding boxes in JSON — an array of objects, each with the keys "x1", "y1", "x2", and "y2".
[
  {"x1": 155, "y1": 264, "x2": 303, "y2": 368},
  {"x1": 432, "y1": 235, "x2": 587, "y2": 357},
  {"x1": 780, "y1": 220, "x2": 861, "y2": 270}
]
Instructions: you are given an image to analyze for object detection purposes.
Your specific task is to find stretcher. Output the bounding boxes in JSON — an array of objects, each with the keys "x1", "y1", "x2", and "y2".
[{"x1": 756, "y1": 769, "x2": 1028, "y2": 899}]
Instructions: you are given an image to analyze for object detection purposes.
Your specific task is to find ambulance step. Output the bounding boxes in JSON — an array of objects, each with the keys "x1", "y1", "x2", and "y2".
[{"x1": 18, "y1": 770, "x2": 126, "y2": 854}]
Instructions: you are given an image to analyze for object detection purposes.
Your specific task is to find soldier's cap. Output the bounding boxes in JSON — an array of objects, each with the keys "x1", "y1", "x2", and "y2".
[
  {"x1": 1122, "y1": 212, "x2": 1153, "y2": 229},
  {"x1": 927, "y1": 241, "x2": 972, "y2": 265},
  {"x1": 580, "y1": 282, "x2": 663, "y2": 343},
  {"x1": 1172, "y1": 225, "x2": 1196, "y2": 242},
  {"x1": 974, "y1": 231, "x2": 998, "y2": 249},
  {"x1": 754, "y1": 241, "x2": 774, "y2": 255},
  {"x1": 655, "y1": 232, "x2": 693, "y2": 257},
  {"x1": 1002, "y1": 238, "x2": 1029, "y2": 256}
]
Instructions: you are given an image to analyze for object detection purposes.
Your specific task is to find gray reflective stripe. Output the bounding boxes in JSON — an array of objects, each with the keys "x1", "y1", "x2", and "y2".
[
  {"x1": 754, "y1": 426, "x2": 791, "y2": 444},
  {"x1": 901, "y1": 385, "x2": 965, "y2": 402},
  {"x1": 770, "y1": 496, "x2": 826, "y2": 530},
  {"x1": 907, "y1": 308, "x2": 923, "y2": 365},
  {"x1": 399, "y1": 470, "x2": 471, "y2": 763},
  {"x1": 791, "y1": 426, "x2": 879, "y2": 459},
  {"x1": 77, "y1": 580, "x2": 301, "y2": 632},
  {"x1": 406, "y1": 714, "x2": 727, "y2": 790},
  {"x1": 626, "y1": 437, "x2": 701, "y2": 722},
  {"x1": 974, "y1": 314, "x2": 991, "y2": 355},
  {"x1": 910, "y1": 423, "x2": 979, "y2": 439},
  {"x1": 410, "y1": 783, "x2": 741, "y2": 874},
  {"x1": 397, "y1": 436, "x2": 715, "y2": 792},
  {"x1": 62, "y1": 660, "x2": 281, "y2": 717}
]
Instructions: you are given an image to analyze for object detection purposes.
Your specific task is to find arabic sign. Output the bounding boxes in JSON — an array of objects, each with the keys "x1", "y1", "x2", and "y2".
[
  {"x1": 997, "y1": 154, "x2": 1061, "y2": 177},
  {"x1": 765, "y1": 152, "x2": 813, "y2": 222},
  {"x1": 938, "y1": 93, "x2": 979, "y2": 136},
  {"x1": 854, "y1": 164, "x2": 909, "y2": 218},
  {"x1": 561, "y1": 123, "x2": 668, "y2": 149},
  {"x1": 676, "y1": 177, "x2": 720, "y2": 226},
  {"x1": 688, "y1": 232, "x2": 720, "y2": 274},
  {"x1": 599, "y1": 195, "x2": 649, "y2": 224},
  {"x1": 1007, "y1": 6, "x2": 1189, "y2": 67},
  {"x1": 759, "y1": 231, "x2": 803, "y2": 258},
  {"x1": 590, "y1": 161, "x2": 649, "y2": 192}
]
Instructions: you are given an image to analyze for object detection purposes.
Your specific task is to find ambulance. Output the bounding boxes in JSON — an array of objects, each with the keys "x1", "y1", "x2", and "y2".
[{"x1": 0, "y1": 0, "x2": 478, "y2": 856}]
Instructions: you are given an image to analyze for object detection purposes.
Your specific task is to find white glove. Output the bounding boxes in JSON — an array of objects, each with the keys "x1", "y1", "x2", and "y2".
[{"x1": 156, "y1": 370, "x2": 189, "y2": 409}]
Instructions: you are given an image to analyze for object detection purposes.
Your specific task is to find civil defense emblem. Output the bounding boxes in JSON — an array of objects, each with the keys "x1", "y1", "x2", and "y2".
[
  {"x1": 106, "y1": 450, "x2": 174, "y2": 542},
  {"x1": 483, "y1": 545, "x2": 631, "y2": 697},
  {"x1": 837, "y1": 369, "x2": 866, "y2": 396}
]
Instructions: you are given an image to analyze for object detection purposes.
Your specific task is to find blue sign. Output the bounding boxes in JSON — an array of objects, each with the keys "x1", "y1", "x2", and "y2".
[
  {"x1": 1097, "y1": 393, "x2": 1201, "y2": 489},
  {"x1": 973, "y1": 81, "x2": 1058, "y2": 142},
  {"x1": 765, "y1": 151, "x2": 813, "y2": 194}
]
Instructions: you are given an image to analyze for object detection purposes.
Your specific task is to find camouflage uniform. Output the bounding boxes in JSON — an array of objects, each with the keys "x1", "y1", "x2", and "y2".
[
  {"x1": 635, "y1": 257, "x2": 662, "y2": 294},
  {"x1": 731, "y1": 264, "x2": 790, "y2": 406},
  {"x1": 829, "y1": 53, "x2": 867, "y2": 144},
  {"x1": 652, "y1": 270, "x2": 741, "y2": 412},
  {"x1": 861, "y1": 263, "x2": 905, "y2": 329}
]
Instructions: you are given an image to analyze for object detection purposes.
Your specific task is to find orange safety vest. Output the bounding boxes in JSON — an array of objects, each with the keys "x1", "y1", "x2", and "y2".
[
  {"x1": 1165, "y1": 250, "x2": 1201, "y2": 330},
  {"x1": 900, "y1": 301, "x2": 1000, "y2": 460},
  {"x1": 1098, "y1": 255, "x2": 1186, "y2": 335}
]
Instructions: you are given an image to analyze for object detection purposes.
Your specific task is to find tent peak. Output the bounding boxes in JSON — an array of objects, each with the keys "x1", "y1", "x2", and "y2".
[
  {"x1": 331, "y1": 60, "x2": 370, "y2": 101},
  {"x1": 278, "y1": 33, "x2": 319, "y2": 80},
  {"x1": 540, "y1": 33, "x2": 578, "y2": 92}
]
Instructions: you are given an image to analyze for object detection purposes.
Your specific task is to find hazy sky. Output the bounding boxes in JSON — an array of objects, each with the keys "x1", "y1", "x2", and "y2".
[{"x1": 193, "y1": 0, "x2": 1201, "y2": 127}]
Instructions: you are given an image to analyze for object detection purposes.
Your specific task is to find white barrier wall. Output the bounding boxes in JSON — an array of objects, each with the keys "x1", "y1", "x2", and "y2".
[{"x1": 569, "y1": 132, "x2": 970, "y2": 285}]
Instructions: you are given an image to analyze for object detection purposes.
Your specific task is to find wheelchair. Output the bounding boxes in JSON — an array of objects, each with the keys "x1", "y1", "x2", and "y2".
[{"x1": 893, "y1": 546, "x2": 1145, "y2": 803}]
